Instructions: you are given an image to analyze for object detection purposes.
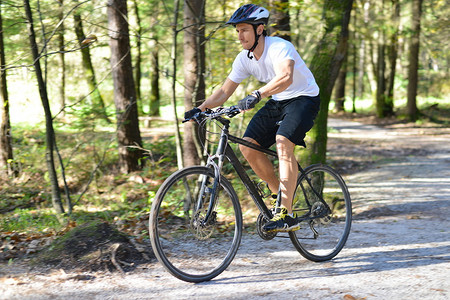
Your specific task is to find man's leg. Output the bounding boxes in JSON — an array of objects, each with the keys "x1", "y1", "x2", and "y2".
[
  {"x1": 262, "y1": 135, "x2": 300, "y2": 232},
  {"x1": 239, "y1": 137, "x2": 279, "y2": 193},
  {"x1": 276, "y1": 135, "x2": 298, "y2": 214}
]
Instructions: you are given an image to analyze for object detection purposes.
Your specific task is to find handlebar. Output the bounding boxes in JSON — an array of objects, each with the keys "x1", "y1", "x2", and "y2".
[{"x1": 182, "y1": 105, "x2": 241, "y2": 123}]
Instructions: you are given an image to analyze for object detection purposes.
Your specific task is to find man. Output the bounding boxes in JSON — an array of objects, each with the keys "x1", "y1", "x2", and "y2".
[{"x1": 184, "y1": 4, "x2": 320, "y2": 232}]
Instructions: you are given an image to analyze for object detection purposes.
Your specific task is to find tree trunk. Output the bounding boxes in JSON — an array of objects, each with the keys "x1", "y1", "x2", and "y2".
[
  {"x1": 148, "y1": 2, "x2": 160, "y2": 117},
  {"x1": 358, "y1": 0, "x2": 369, "y2": 100},
  {"x1": 57, "y1": 0, "x2": 65, "y2": 115},
  {"x1": 375, "y1": 0, "x2": 387, "y2": 118},
  {"x1": 301, "y1": 0, "x2": 353, "y2": 165},
  {"x1": 0, "y1": 1, "x2": 14, "y2": 178},
  {"x1": 351, "y1": 8, "x2": 357, "y2": 113},
  {"x1": 334, "y1": 52, "x2": 347, "y2": 112},
  {"x1": 357, "y1": 39, "x2": 365, "y2": 100},
  {"x1": 171, "y1": 0, "x2": 184, "y2": 170},
  {"x1": 268, "y1": 0, "x2": 291, "y2": 41},
  {"x1": 407, "y1": 0, "x2": 422, "y2": 122},
  {"x1": 183, "y1": 0, "x2": 206, "y2": 167},
  {"x1": 149, "y1": 45, "x2": 160, "y2": 117},
  {"x1": 107, "y1": 0, "x2": 144, "y2": 173},
  {"x1": 375, "y1": 36, "x2": 387, "y2": 117},
  {"x1": 74, "y1": 7, "x2": 110, "y2": 123},
  {"x1": 375, "y1": 0, "x2": 395, "y2": 118},
  {"x1": 386, "y1": 0, "x2": 400, "y2": 115},
  {"x1": 364, "y1": 1, "x2": 376, "y2": 102},
  {"x1": 23, "y1": 0, "x2": 64, "y2": 214},
  {"x1": 132, "y1": 0, "x2": 142, "y2": 114}
]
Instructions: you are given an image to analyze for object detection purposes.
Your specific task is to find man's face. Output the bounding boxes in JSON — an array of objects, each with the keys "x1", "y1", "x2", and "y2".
[{"x1": 235, "y1": 23, "x2": 259, "y2": 50}]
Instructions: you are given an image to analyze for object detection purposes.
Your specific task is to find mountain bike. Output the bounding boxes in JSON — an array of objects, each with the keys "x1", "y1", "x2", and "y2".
[{"x1": 149, "y1": 105, "x2": 352, "y2": 283}]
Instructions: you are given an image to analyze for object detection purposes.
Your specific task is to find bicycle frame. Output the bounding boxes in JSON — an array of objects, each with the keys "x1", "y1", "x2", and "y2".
[
  {"x1": 202, "y1": 116, "x2": 275, "y2": 221},
  {"x1": 196, "y1": 112, "x2": 331, "y2": 225}
]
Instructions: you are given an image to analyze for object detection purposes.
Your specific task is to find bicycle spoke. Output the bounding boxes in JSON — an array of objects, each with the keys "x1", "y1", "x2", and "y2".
[
  {"x1": 290, "y1": 165, "x2": 352, "y2": 261},
  {"x1": 149, "y1": 167, "x2": 242, "y2": 282}
]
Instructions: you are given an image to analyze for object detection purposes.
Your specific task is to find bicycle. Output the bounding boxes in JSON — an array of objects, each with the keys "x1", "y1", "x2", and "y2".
[{"x1": 149, "y1": 105, "x2": 352, "y2": 283}]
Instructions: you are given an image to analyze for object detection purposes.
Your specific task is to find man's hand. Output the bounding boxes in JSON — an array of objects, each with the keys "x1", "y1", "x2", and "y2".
[
  {"x1": 237, "y1": 90, "x2": 261, "y2": 111},
  {"x1": 184, "y1": 107, "x2": 201, "y2": 120}
]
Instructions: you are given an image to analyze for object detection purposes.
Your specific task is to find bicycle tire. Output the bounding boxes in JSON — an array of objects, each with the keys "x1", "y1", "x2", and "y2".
[
  {"x1": 289, "y1": 164, "x2": 352, "y2": 262},
  {"x1": 149, "y1": 166, "x2": 242, "y2": 282}
]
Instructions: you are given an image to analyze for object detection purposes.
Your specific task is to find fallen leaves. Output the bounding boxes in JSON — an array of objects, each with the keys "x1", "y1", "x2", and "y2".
[
  {"x1": 0, "y1": 221, "x2": 78, "y2": 261},
  {"x1": 1, "y1": 231, "x2": 55, "y2": 261}
]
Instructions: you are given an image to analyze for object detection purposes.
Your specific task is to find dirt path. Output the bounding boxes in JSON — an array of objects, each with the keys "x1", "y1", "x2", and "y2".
[{"x1": 1, "y1": 118, "x2": 449, "y2": 300}]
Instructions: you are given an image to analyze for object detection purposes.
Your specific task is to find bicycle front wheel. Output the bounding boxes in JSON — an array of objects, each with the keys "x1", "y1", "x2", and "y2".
[
  {"x1": 289, "y1": 164, "x2": 352, "y2": 262},
  {"x1": 149, "y1": 166, "x2": 242, "y2": 282}
]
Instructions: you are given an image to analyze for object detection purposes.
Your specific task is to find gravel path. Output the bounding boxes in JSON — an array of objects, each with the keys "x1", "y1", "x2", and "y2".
[{"x1": 1, "y1": 118, "x2": 449, "y2": 300}]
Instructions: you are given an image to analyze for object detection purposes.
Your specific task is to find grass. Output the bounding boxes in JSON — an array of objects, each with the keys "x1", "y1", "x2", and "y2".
[{"x1": 0, "y1": 208, "x2": 62, "y2": 233}]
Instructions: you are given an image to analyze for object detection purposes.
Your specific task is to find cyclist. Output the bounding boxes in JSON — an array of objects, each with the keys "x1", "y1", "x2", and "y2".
[{"x1": 184, "y1": 4, "x2": 320, "y2": 232}]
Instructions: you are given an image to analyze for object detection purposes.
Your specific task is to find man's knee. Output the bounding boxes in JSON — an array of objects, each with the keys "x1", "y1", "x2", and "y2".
[
  {"x1": 276, "y1": 135, "x2": 295, "y2": 154},
  {"x1": 239, "y1": 137, "x2": 259, "y2": 159}
]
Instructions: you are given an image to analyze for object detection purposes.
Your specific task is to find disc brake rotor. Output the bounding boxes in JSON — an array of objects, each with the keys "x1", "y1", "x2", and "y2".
[{"x1": 191, "y1": 210, "x2": 216, "y2": 240}]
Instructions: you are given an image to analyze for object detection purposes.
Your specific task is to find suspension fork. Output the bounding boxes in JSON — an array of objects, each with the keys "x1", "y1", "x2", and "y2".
[{"x1": 195, "y1": 124, "x2": 230, "y2": 223}]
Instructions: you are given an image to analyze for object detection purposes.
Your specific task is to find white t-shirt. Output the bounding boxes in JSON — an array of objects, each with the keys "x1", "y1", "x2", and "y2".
[{"x1": 228, "y1": 36, "x2": 319, "y2": 100}]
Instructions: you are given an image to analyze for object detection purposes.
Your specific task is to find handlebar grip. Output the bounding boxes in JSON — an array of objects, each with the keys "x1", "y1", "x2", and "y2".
[{"x1": 182, "y1": 111, "x2": 203, "y2": 123}]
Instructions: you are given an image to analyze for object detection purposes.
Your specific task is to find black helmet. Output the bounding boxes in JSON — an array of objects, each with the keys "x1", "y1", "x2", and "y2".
[{"x1": 227, "y1": 4, "x2": 269, "y2": 26}]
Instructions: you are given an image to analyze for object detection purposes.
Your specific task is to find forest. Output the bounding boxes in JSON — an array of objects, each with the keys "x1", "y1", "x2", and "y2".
[{"x1": 0, "y1": 0, "x2": 449, "y2": 263}]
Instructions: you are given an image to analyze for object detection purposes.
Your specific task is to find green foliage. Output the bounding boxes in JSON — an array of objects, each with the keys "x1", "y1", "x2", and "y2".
[
  {"x1": 0, "y1": 119, "x2": 180, "y2": 235},
  {"x1": 0, "y1": 188, "x2": 44, "y2": 214},
  {"x1": 9, "y1": 124, "x2": 48, "y2": 175},
  {"x1": 0, "y1": 208, "x2": 62, "y2": 233},
  {"x1": 63, "y1": 102, "x2": 114, "y2": 131}
]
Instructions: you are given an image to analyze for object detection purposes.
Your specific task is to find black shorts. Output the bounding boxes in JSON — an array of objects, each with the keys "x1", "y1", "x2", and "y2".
[{"x1": 243, "y1": 95, "x2": 320, "y2": 148}]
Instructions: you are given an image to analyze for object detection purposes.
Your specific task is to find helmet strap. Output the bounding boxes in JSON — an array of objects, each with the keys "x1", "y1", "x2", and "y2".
[{"x1": 247, "y1": 24, "x2": 261, "y2": 59}]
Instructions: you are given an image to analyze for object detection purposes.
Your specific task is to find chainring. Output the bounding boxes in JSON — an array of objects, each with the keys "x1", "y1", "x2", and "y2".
[{"x1": 256, "y1": 213, "x2": 277, "y2": 240}]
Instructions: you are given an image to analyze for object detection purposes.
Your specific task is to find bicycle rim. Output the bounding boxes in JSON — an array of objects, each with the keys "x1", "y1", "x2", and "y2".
[
  {"x1": 149, "y1": 166, "x2": 242, "y2": 282},
  {"x1": 289, "y1": 164, "x2": 352, "y2": 262}
]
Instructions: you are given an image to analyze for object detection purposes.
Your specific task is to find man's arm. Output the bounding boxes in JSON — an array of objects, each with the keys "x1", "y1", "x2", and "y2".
[
  {"x1": 258, "y1": 59, "x2": 294, "y2": 98},
  {"x1": 198, "y1": 78, "x2": 239, "y2": 111}
]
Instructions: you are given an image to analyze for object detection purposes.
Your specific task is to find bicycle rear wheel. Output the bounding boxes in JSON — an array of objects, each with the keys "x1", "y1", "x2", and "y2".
[
  {"x1": 289, "y1": 164, "x2": 352, "y2": 262},
  {"x1": 149, "y1": 166, "x2": 242, "y2": 282}
]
